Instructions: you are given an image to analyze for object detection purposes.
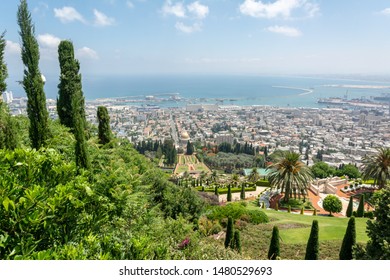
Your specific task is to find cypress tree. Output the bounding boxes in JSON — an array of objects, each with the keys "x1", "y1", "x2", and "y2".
[
  {"x1": 305, "y1": 220, "x2": 319, "y2": 260},
  {"x1": 227, "y1": 184, "x2": 232, "y2": 202},
  {"x1": 97, "y1": 106, "x2": 112, "y2": 145},
  {"x1": 57, "y1": 40, "x2": 87, "y2": 132},
  {"x1": 268, "y1": 226, "x2": 280, "y2": 260},
  {"x1": 346, "y1": 196, "x2": 354, "y2": 217},
  {"x1": 240, "y1": 184, "x2": 245, "y2": 200},
  {"x1": 214, "y1": 185, "x2": 219, "y2": 196},
  {"x1": 0, "y1": 31, "x2": 7, "y2": 96},
  {"x1": 17, "y1": 0, "x2": 49, "y2": 149},
  {"x1": 357, "y1": 195, "x2": 365, "y2": 217},
  {"x1": 339, "y1": 217, "x2": 356, "y2": 260},
  {"x1": 73, "y1": 93, "x2": 90, "y2": 170},
  {"x1": 224, "y1": 217, "x2": 234, "y2": 248},
  {"x1": 232, "y1": 230, "x2": 242, "y2": 253},
  {"x1": 0, "y1": 32, "x2": 17, "y2": 150}
]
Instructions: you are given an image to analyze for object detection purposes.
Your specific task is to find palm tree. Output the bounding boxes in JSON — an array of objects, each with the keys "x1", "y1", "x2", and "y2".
[
  {"x1": 362, "y1": 147, "x2": 390, "y2": 189},
  {"x1": 247, "y1": 167, "x2": 260, "y2": 183},
  {"x1": 267, "y1": 151, "x2": 313, "y2": 203}
]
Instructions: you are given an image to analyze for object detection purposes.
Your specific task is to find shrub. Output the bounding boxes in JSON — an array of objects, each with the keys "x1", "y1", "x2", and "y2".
[
  {"x1": 364, "y1": 211, "x2": 374, "y2": 219},
  {"x1": 339, "y1": 217, "x2": 356, "y2": 260},
  {"x1": 224, "y1": 217, "x2": 234, "y2": 248},
  {"x1": 268, "y1": 226, "x2": 280, "y2": 260},
  {"x1": 232, "y1": 230, "x2": 242, "y2": 254},
  {"x1": 346, "y1": 196, "x2": 353, "y2": 217},
  {"x1": 322, "y1": 195, "x2": 342, "y2": 216},
  {"x1": 247, "y1": 210, "x2": 269, "y2": 224},
  {"x1": 305, "y1": 220, "x2": 319, "y2": 260},
  {"x1": 357, "y1": 194, "x2": 365, "y2": 217}
]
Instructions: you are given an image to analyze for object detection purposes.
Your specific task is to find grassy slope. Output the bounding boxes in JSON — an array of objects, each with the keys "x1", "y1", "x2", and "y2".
[{"x1": 222, "y1": 202, "x2": 370, "y2": 260}]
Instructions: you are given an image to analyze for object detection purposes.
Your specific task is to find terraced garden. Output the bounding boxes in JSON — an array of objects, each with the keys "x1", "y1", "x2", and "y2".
[{"x1": 174, "y1": 154, "x2": 211, "y2": 175}]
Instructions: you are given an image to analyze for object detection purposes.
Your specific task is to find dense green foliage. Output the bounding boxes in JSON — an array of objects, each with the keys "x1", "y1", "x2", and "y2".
[
  {"x1": 97, "y1": 106, "x2": 112, "y2": 145},
  {"x1": 336, "y1": 164, "x2": 360, "y2": 179},
  {"x1": 57, "y1": 40, "x2": 87, "y2": 132},
  {"x1": 17, "y1": 0, "x2": 49, "y2": 149},
  {"x1": 311, "y1": 162, "x2": 335, "y2": 179},
  {"x1": 339, "y1": 217, "x2": 356, "y2": 260},
  {"x1": 207, "y1": 203, "x2": 269, "y2": 224},
  {"x1": 322, "y1": 195, "x2": 342, "y2": 216},
  {"x1": 0, "y1": 103, "x2": 17, "y2": 150},
  {"x1": 305, "y1": 220, "x2": 319, "y2": 260},
  {"x1": 0, "y1": 120, "x2": 239, "y2": 259},
  {"x1": 268, "y1": 226, "x2": 280, "y2": 260},
  {"x1": 267, "y1": 151, "x2": 313, "y2": 203},
  {"x1": 0, "y1": 34, "x2": 17, "y2": 151},
  {"x1": 364, "y1": 187, "x2": 390, "y2": 259},
  {"x1": 73, "y1": 93, "x2": 90, "y2": 170},
  {"x1": 203, "y1": 152, "x2": 256, "y2": 171}
]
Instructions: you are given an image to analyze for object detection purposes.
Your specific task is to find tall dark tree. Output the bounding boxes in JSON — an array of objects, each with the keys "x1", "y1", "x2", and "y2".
[
  {"x1": 0, "y1": 31, "x2": 7, "y2": 96},
  {"x1": 224, "y1": 217, "x2": 234, "y2": 249},
  {"x1": 339, "y1": 217, "x2": 356, "y2": 260},
  {"x1": 240, "y1": 184, "x2": 245, "y2": 200},
  {"x1": 356, "y1": 194, "x2": 365, "y2": 218},
  {"x1": 73, "y1": 93, "x2": 90, "y2": 170},
  {"x1": 97, "y1": 106, "x2": 112, "y2": 145},
  {"x1": 268, "y1": 226, "x2": 280, "y2": 260},
  {"x1": 232, "y1": 230, "x2": 242, "y2": 253},
  {"x1": 17, "y1": 0, "x2": 49, "y2": 149},
  {"x1": 346, "y1": 196, "x2": 353, "y2": 218},
  {"x1": 57, "y1": 40, "x2": 86, "y2": 131},
  {"x1": 227, "y1": 184, "x2": 232, "y2": 202},
  {"x1": 0, "y1": 32, "x2": 17, "y2": 150},
  {"x1": 186, "y1": 140, "x2": 194, "y2": 155},
  {"x1": 305, "y1": 220, "x2": 319, "y2": 260}
]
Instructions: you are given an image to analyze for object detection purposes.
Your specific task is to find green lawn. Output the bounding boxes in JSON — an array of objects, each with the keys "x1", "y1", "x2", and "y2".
[
  {"x1": 262, "y1": 210, "x2": 369, "y2": 244},
  {"x1": 223, "y1": 202, "x2": 372, "y2": 259}
]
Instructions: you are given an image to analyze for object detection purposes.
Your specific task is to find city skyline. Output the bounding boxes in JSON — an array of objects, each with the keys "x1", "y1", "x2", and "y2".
[{"x1": 2, "y1": 0, "x2": 390, "y2": 78}]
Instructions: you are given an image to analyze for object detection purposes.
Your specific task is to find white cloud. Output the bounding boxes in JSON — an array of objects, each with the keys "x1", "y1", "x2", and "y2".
[
  {"x1": 266, "y1": 25, "x2": 302, "y2": 37},
  {"x1": 37, "y1": 33, "x2": 61, "y2": 48},
  {"x1": 175, "y1": 22, "x2": 202, "y2": 33},
  {"x1": 54, "y1": 6, "x2": 86, "y2": 23},
  {"x1": 162, "y1": 0, "x2": 186, "y2": 18},
  {"x1": 126, "y1": 1, "x2": 134, "y2": 9},
  {"x1": 93, "y1": 9, "x2": 115, "y2": 26},
  {"x1": 5, "y1": 40, "x2": 21, "y2": 55},
  {"x1": 380, "y1": 8, "x2": 390, "y2": 15},
  {"x1": 76, "y1": 47, "x2": 99, "y2": 60},
  {"x1": 239, "y1": 0, "x2": 318, "y2": 19},
  {"x1": 187, "y1": 1, "x2": 209, "y2": 19}
]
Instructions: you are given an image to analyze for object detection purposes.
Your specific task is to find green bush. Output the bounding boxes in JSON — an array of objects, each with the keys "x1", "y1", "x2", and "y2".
[
  {"x1": 206, "y1": 203, "x2": 269, "y2": 225},
  {"x1": 256, "y1": 180, "x2": 270, "y2": 187},
  {"x1": 247, "y1": 210, "x2": 269, "y2": 224}
]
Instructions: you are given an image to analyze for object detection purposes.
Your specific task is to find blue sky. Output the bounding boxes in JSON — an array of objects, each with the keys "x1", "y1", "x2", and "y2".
[{"x1": 2, "y1": 0, "x2": 390, "y2": 77}]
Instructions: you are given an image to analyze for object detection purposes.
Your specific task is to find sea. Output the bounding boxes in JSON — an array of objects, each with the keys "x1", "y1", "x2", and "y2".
[{"x1": 8, "y1": 74, "x2": 390, "y2": 108}]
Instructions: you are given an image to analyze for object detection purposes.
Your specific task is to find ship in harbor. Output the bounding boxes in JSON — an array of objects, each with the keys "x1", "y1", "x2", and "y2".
[
  {"x1": 373, "y1": 93, "x2": 390, "y2": 102},
  {"x1": 317, "y1": 97, "x2": 348, "y2": 105}
]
